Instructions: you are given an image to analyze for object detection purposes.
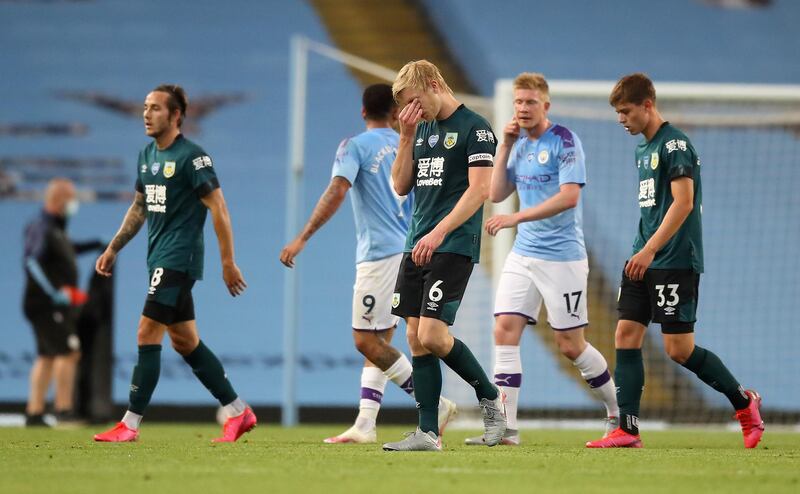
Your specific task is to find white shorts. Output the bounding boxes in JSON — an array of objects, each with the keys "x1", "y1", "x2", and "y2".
[
  {"x1": 494, "y1": 251, "x2": 589, "y2": 330},
  {"x1": 352, "y1": 253, "x2": 403, "y2": 331}
]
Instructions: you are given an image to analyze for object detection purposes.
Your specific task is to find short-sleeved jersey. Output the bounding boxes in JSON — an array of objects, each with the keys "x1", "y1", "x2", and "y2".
[
  {"x1": 331, "y1": 127, "x2": 412, "y2": 264},
  {"x1": 134, "y1": 134, "x2": 219, "y2": 280},
  {"x1": 507, "y1": 124, "x2": 587, "y2": 262},
  {"x1": 408, "y1": 104, "x2": 496, "y2": 263},
  {"x1": 633, "y1": 122, "x2": 703, "y2": 272}
]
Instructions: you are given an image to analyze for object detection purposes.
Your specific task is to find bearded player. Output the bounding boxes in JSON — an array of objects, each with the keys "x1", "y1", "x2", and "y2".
[{"x1": 93, "y1": 84, "x2": 255, "y2": 443}]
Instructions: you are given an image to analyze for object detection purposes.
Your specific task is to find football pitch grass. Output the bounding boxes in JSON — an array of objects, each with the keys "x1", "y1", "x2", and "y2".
[{"x1": 2, "y1": 424, "x2": 798, "y2": 494}]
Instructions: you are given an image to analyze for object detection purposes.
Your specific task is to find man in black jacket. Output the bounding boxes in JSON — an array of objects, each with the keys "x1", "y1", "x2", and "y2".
[{"x1": 23, "y1": 178, "x2": 102, "y2": 425}]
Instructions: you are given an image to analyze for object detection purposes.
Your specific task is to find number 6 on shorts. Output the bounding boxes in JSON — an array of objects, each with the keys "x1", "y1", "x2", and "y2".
[{"x1": 429, "y1": 280, "x2": 444, "y2": 302}]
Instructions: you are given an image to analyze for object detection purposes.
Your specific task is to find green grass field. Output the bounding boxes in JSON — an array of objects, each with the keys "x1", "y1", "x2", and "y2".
[{"x1": 1, "y1": 424, "x2": 798, "y2": 494}]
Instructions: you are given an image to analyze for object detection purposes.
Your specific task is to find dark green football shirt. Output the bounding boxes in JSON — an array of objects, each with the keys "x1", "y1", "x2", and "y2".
[
  {"x1": 408, "y1": 104, "x2": 496, "y2": 263},
  {"x1": 135, "y1": 134, "x2": 219, "y2": 280},
  {"x1": 633, "y1": 122, "x2": 704, "y2": 273}
]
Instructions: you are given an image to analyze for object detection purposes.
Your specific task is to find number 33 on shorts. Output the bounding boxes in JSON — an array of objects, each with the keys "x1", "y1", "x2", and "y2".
[{"x1": 655, "y1": 283, "x2": 680, "y2": 315}]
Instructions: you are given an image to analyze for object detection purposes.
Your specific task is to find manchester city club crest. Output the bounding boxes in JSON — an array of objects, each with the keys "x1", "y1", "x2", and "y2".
[
  {"x1": 163, "y1": 161, "x2": 176, "y2": 178},
  {"x1": 150, "y1": 162, "x2": 160, "y2": 175},
  {"x1": 443, "y1": 132, "x2": 458, "y2": 149},
  {"x1": 428, "y1": 134, "x2": 439, "y2": 148},
  {"x1": 537, "y1": 150, "x2": 549, "y2": 164},
  {"x1": 650, "y1": 152, "x2": 659, "y2": 170}
]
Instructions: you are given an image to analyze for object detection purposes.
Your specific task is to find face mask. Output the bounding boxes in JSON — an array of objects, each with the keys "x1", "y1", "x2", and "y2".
[{"x1": 65, "y1": 199, "x2": 79, "y2": 217}]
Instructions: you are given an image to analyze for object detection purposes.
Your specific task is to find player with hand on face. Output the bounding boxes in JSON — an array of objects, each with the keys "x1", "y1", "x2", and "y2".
[
  {"x1": 381, "y1": 61, "x2": 506, "y2": 452},
  {"x1": 586, "y1": 73, "x2": 763, "y2": 449},
  {"x1": 465, "y1": 73, "x2": 619, "y2": 446},
  {"x1": 93, "y1": 84, "x2": 254, "y2": 443}
]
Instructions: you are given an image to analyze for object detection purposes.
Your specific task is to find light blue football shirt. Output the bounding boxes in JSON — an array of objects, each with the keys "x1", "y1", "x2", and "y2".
[
  {"x1": 331, "y1": 127, "x2": 413, "y2": 264},
  {"x1": 507, "y1": 124, "x2": 587, "y2": 262}
]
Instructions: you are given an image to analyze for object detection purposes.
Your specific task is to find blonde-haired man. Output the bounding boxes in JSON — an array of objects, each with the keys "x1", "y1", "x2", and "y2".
[
  {"x1": 382, "y1": 60, "x2": 506, "y2": 452},
  {"x1": 464, "y1": 73, "x2": 619, "y2": 446}
]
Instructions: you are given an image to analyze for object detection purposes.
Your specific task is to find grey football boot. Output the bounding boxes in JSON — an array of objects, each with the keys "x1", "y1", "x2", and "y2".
[
  {"x1": 479, "y1": 387, "x2": 508, "y2": 446},
  {"x1": 382, "y1": 428, "x2": 442, "y2": 452},
  {"x1": 464, "y1": 428, "x2": 520, "y2": 446}
]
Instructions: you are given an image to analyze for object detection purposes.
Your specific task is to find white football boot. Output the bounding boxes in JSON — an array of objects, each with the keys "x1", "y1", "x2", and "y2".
[{"x1": 323, "y1": 424, "x2": 377, "y2": 444}]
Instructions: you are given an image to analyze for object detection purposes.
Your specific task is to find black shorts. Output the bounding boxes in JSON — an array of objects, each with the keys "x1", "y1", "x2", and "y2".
[
  {"x1": 25, "y1": 305, "x2": 80, "y2": 356},
  {"x1": 142, "y1": 267, "x2": 196, "y2": 325},
  {"x1": 617, "y1": 264, "x2": 700, "y2": 334},
  {"x1": 391, "y1": 252, "x2": 474, "y2": 326}
]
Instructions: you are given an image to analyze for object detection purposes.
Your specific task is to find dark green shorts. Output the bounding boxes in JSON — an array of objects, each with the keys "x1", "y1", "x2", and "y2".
[
  {"x1": 142, "y1": 267, "x2": 196, "y2": 325},
  {"x1": 617, "y1": 265, "x2": 700, "y2": 334},
  {"x1": 391, "y1": 252, "x2": 474, "y2": 326}
]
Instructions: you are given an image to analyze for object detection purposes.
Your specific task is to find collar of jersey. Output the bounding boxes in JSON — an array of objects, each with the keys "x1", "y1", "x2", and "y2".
[
  {"x1": 436, "y1": 104, "x2": 465, "y2": 123},
  {"x1": 154, "y1": 133, "x2": 184, "y2": 152},
  {"x1": 520, "y1": 123, "x2": 555, "y2": 144},
  {"x1": 646, "y1": 121, "x2": 671, "y2": 144}
]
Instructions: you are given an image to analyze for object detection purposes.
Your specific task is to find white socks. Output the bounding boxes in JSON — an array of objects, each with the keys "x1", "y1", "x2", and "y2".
[
  {"x1": 494, "y1": 345, "x2": 522, "y2": 430},
  {"x1": 383, "y1": 354, "x2": 414, "y2": 396},
  {"x1": 121, "y1": 410, "x2": 143, "y2": 430},
  {"x1": 122, "y1": 398, "x2": 247, "y2": 431},
  {"x1": 222, "y1": 397, "x2": 247, "y2": 418},
  {"x1": 355, "y1": 366, "x2": 388, "y2": 432},
  {"x1": 573, "y1": 343, "x2": 620, "y2": 418},
  {"x1": 490, "y1": 342, "x2": 619, "y2": 431}
]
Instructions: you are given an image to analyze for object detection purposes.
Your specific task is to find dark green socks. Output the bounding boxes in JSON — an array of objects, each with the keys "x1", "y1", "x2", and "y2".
[
  {"x1": 681, "y1": 346, "x2": 749, "y2": 410},
  {"x1": 129, "y1": 345, "x2": 162, "y2": 415},
  {"x1": 412, "y1": 354, "x2": 441, "y2": 435},
  {"x1": 183, "y1": 340, "x2": 238, "y2": 406},
  {"x1": 128, "y1": 341, "x2": 238, "y2": 415},
  {"x1": 614, "y1": 345, "x2": 749, "y2": 435},
  {"x1": 442, "y1": 338, "x2": 498, "y2": 402},
  {"x1": 615, "y1": 349, "x2": 644, "y2": 435}
]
